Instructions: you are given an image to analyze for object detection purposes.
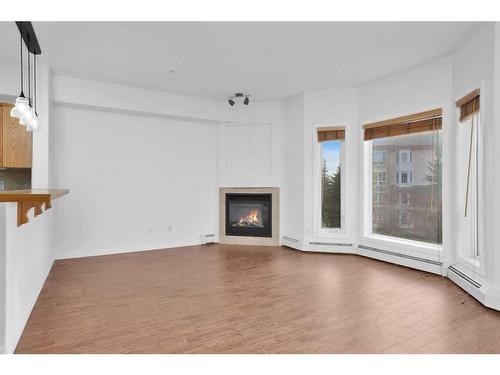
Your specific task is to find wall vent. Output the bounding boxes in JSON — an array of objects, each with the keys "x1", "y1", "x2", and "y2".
[
  {"x1": 283, "y1": 236, "x2": 299, "y2": 243},
  {"x1": 201, "y1": 233, "x2": 217, "y2": 245},
  {"x1": 448, "y1": 266, "x2": 481, "y2": 288},
  {"x1": 358, "y1": 244, "x2": 443, "y2": 266}
]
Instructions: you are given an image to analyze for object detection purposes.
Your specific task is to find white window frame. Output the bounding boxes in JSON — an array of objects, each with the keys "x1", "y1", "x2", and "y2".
[
  {"x1": 363, "y1": 132, "x2": 442, "y2": 255},
  {"x1": 313, "y1": 133, "x2": 346, "y2": 237},
  {"x1": 455, "y1": 103, "x2": 484, "y2": 277}
]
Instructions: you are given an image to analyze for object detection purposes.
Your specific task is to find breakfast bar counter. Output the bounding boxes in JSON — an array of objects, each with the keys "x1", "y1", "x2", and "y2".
[{"x1": 0, "y1": 189, "x2": 69, "y2": 226}]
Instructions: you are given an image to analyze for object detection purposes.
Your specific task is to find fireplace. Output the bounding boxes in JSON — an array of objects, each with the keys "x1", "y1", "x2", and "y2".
[
  {"x1": 225, "y1": 193, "x2": 272, "y2": 238},
  {"x1": 219, "y1": 187, "x2": 279, "y2": 246}
]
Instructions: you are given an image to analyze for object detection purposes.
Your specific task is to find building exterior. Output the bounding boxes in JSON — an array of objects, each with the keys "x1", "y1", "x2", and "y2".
[{"x1": 372, "y1": 132, "x2": 442, "y2": 244}]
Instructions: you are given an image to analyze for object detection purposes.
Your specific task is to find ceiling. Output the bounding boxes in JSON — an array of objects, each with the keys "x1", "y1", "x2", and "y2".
[{"x1": 0, "y1": 22, "x2": 479, "y2": 101}]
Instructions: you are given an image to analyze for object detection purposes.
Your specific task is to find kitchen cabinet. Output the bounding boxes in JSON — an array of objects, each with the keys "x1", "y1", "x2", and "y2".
[{"x1": 0, "y1": 103, "x2": 32, "y2": 168}]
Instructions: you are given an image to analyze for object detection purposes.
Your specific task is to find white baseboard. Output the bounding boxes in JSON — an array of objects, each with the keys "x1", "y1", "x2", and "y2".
[
  {"x1": 302, "y1": 241, "x2": 355, "y2": 254},
  {"x1": 55, "y1": 239, "x2": 203, "y2": 260},
  {"x1": 282, "y1": 236, "x2": 355, "y2": 254},
  {"x1": 282, "y1": 236, "x2": 304, "y2": 250},
  {"x1": 357, "y1": 245, "x2": 443, "y2": 275},
  {"x1": 447, "y1": 265, "x2": 500, "y2": 311}
]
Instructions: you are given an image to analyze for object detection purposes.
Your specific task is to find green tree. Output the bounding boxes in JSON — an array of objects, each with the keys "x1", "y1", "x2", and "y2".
[{"x1": 322, "y1": 163, "x2": 341, "y2": 228}]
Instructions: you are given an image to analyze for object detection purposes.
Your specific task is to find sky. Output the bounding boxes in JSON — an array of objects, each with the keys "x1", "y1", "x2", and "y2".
[{"x1": 321, "y1": 141, "x2": 341, "y2": 175}]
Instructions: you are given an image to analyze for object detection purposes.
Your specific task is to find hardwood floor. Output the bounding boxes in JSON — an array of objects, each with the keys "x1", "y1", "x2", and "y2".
[{"x1": 15, "y1": 244, "x2": 500, "y2": 353}]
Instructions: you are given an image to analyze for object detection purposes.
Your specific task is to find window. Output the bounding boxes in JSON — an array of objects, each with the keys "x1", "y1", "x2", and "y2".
[
  {"x1": 318, "y1": 127, "x2": 344, "y2": 229},
  {"x1": 397, "y1": 150, "x2": 412, "y2": 163},
  {"x1": 399, "y1": 192, "x2": 411, "y2": 206},
  {"x1": 373, "y1": 171, "x2": 387, "y2": 186},
  {"x1": 364, "y1": 110, "x2": 442, "y2": 245},
  {"x1": 456, "y1": 90, "x2": 481, "y2": 260},
  {"x1": 397, "y1": 170, "x2": 413, "y2": 186},
  {"x1": 398, "y1": 211, "x2": 412, "y2": 229},
  {"x1": 373, "y1": 190, "x2": 382, "y2": 204},
  {"x1": 373, "y1": 150, "x2": 386, "y2": 164}
]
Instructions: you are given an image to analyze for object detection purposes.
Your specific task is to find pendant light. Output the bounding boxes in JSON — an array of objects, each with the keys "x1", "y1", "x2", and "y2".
[
  {"x1": 20, "y1": 51, "x2": 35, "y2": 126},
  {"x1": 27, "y1": 54, "x2": 41, "y2": 131},
  {"x1": 10, "y1": 33, "x2": 29, "y2": 119}
]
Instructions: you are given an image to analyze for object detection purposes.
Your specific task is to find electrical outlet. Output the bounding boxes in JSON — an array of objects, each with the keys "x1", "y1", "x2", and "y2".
[{"x1": 167, "y1": 225, "x2": 172, "y2": 233}]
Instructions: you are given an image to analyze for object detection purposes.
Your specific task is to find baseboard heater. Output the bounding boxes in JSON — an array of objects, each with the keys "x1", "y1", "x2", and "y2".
[
  {"x1": 448, "y1": 265, "x2": 481, "y2": 288},
  {"x1": 283, "y1": 236, "x2": 300, "y2": 243},
  {"x1": 358, "y1": 244, "x2": 443, "y2": 266},
  {"x1": 309, "y1": 241, "x2": 353, "y2": 247}
]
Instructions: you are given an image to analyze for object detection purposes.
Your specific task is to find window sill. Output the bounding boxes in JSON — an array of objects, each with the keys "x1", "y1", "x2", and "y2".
[
  {"x1": 361, "y1": 233, "x2": 442, "y2": 258},
  {"x1": 316, "y1": 227, "x2": 347, "y2": 239}
]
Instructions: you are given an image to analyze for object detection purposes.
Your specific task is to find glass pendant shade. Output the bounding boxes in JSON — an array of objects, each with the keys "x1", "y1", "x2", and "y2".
[
  {"x1": 19, "y1": 106, "x2": 35, "y2": 126},
  {"x1": 10, "y1": 96, "x2": 29, "y2": 118},
  {"x1": 27, "y1": 113, "x2": 41, "y2": 132}
]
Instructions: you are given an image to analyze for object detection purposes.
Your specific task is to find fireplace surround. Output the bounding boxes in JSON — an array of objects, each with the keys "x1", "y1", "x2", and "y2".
[{"x1": 219, "y1": 187, "x2": 279, "y2": 246}]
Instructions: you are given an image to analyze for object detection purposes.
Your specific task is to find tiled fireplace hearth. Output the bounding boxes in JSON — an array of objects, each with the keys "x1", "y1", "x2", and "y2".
[{"x1": 219, "y1": 187, "x2": 279, "y2": 246}]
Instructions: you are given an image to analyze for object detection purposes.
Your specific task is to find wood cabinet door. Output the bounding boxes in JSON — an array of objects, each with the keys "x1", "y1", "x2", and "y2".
[{"x1": 1, "y1": 104, "x2": 32, "y2": 168}]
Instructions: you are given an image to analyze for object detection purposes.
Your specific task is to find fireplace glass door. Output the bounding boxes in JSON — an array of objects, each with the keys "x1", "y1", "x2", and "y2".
[{"x1": 225, "y1": 193, "x2": 272, "y2": 237}]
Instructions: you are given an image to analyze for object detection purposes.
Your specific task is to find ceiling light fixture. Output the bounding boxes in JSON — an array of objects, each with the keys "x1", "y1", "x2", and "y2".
[
  {"x1": 10, "y1": 33, "x2": 29, "y2": 119},
  {"x1": 27, "y1": 54, "x2": 41, "y2": 132},
  {"x1": 12, "y1": 21, "x2": 42, "y2": 132},
  {"x1": 227, "y1": 92, "x2": 251, "y2": 107},
  {"x1": 19, "y1": 49, "x2": 34, "y2": 126}
]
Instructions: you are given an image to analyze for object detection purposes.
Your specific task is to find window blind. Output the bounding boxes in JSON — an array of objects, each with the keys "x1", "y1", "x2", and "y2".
[
  {"x1": 363, "y1": 108, "x2": 442, "y2": 141},
  {"x1": 317, "y1": 127, "x2": 345, "y2": 142},
  {"x1": 456, "y1": 89, "x2": 480, "y2": 122}
]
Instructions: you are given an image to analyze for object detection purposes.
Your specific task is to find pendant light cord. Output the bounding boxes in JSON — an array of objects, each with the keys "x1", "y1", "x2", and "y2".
[
  {"x1": 27, "y1": 50, "x2": 31, "y2": 106},
  {"x1": 20, "y1": 33, "x2": 24, "y2": 95},
  {"x1": 34, "y1": 54, "x2": 37, "y2": 114}
]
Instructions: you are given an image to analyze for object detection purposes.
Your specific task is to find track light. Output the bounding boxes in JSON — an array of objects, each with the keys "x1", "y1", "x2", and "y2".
[{"x1": 227, "y1": 92, "x2": 251, "y2": 107}]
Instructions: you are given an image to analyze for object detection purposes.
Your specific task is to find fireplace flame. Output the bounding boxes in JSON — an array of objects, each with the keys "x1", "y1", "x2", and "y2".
[
  {"x1": 240, "y1": 209, "x2": 259, "y2": 225},
  {"x1": 233, "y1": 209, "x2": 264, "y2": 228}
]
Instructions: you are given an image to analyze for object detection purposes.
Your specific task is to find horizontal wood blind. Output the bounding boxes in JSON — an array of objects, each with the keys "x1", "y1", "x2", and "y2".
[
  {"x1": 456, "y1": 89, "x2": 480, "y2": 121},
  {"x1": 317, "y1": 127, "x2": 345, "y2": 142},
  {"x1": 363, "y1": 109, "x2": 442, "y2": 141}
]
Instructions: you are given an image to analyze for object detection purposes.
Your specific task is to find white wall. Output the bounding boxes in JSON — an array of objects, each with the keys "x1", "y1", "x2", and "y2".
[
  {"x1": 52, "y1": 105, "x2": 219, "y2": 259},
  {"x1": 282, "y1": 94, "x2": 305, "y2": 240},
  {"x1": 0, "y1": 205, "x2": 6, "y2": 353},
  {"x1": 52, "y1": 75, "x2": 231, "y2": 124},
  {"x1": 218, "y1": 100, "x2": 282, "y2": 188},
  {"x1": 0, "y1": 60, "x2": 54, "y2": 353}
]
